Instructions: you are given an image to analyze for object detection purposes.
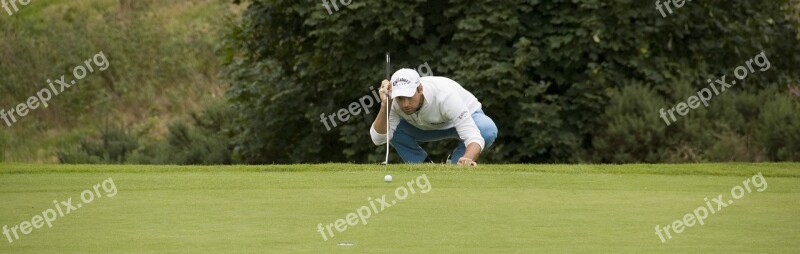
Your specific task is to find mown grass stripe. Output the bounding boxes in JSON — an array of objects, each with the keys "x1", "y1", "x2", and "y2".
[{"x1": 1, "y1": 163, "x2": 798, "y2": 177}]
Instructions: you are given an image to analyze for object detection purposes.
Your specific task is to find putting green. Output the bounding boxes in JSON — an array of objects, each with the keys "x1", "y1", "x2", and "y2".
[{"x1": 0, "y1": 163, "x2": 798, "y2": 253}]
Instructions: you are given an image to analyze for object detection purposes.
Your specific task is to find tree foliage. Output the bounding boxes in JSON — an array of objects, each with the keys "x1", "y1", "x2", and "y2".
[{"x1": 223, "y1": 0, "x2": 800, "y2": 163}]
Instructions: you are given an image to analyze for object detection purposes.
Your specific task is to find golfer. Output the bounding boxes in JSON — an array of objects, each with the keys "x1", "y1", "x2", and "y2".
[{"x1": 370, "y1": 68, "x2": 498, "y2": 166}]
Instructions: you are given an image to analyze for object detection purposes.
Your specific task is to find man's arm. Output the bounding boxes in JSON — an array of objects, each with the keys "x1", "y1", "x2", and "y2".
[
  {"x1": 462, "y1": 143, "x2": 481, "y2": 161},
  {"x1": 441, "y1": 94, "x2": 484, "y2": 166},
  {"x1": 373, "y1": 80, "x2": 392, "y2": 133},
  {"x1": 370, "y1": 80, "x2": 395, "y2": 145}
]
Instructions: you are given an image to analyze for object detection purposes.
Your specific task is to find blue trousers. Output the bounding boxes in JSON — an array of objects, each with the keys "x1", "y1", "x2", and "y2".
[{"x1": 390, "y1": 110, "x2": 497, "y2": 164}]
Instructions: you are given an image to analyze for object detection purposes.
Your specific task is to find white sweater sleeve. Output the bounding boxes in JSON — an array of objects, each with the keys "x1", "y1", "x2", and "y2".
[
  {"x1": 370, "y1": 104, "x2": 400, "y2": 145},
  {"x1": 442, "y1": 94, "x2": 485, "y2": 150}
]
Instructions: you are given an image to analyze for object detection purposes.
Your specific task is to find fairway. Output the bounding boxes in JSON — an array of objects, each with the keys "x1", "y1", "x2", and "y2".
[{"x1": 1, "y1": 163, "x2": 798, "y2": 253}]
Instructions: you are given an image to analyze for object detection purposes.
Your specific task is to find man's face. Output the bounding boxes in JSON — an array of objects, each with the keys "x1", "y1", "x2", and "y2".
[{"x1": 395, "y1": 86, "x2": 423, "y2": 114}]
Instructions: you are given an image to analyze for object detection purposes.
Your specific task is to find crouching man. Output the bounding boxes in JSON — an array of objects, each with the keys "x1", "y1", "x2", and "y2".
[{"x1": 370, "y1": 68, "x2": 498, "y2": 166}]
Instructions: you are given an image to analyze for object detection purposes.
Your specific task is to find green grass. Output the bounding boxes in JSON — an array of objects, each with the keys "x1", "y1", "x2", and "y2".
[{"x1": 0, "y1": 163, "x2": 798, "y2": 253}]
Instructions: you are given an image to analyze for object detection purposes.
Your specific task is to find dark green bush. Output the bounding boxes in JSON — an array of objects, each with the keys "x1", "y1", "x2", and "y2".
[
  {"x1": 756, "y1": 95, "x2": 800, "y2": 161},
  {"x1": 591, "y1": 83, "x2": 669, "y2": 163},
  {"x1": 60, "y1": 100, "x2": 237, "y2": 165},
  {"x1": 223, "y1": 0, "x2": 800, "y2": 163},
  {"x1": 595, "y1": 80, "x2": 800, "y2": 163},
  {"x1": 58, "y1": 126, "x2": 139, "y2": 164},
  {"x1": 129, "y1": 99, "x2": 236, "y2": 165},
  {"x1": 165, "y1": 100, "x2": 236, "y2": 165}
]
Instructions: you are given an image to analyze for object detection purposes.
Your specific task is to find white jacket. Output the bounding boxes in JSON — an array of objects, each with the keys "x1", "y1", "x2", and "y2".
[{"x1": 370, "y1": 76, "x2": 485, "y2": 150}]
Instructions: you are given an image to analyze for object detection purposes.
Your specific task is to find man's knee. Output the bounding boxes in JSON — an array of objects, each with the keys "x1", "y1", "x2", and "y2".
[
  {"x1": 390, "y1": 132, "x2": 412, "y2": 147},
  {"x1": 481, "y1": 127, "x2": 497, "y2": 148},
  {"x1": 475, "y1": 116, "x2": 498, "y2": 148},
  {"x1": 390, "y1": 121, "x2": 414, "y2": 145}
]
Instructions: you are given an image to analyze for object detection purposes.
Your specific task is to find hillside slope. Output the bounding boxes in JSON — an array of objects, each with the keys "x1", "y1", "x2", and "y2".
[{"x1": 0, "y1": 0, "x2": 240, "y2": 162}]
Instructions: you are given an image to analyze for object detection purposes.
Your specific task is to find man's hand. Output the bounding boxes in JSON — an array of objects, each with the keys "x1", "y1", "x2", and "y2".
[
  {"x1": 457, "y1": 157, "x2": 477, "y2": 167},
  {"x1": 459, "y1": 143, "x2": 481, "y2": 166},
  {"x1": 372, "y1": 79, "x2": 393, "y2": 135},
  {"x1": 379, "y1": 79, "x2": 392, "y2": 103}
]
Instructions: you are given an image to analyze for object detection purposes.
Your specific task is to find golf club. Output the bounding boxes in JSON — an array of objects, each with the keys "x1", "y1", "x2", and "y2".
[{"x1": 382, "y1": 53, "x2": 390, "y2": 165}]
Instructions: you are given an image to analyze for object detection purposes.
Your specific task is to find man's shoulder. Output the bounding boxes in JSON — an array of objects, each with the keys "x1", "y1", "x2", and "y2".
[
  {"x1": 420, "y1": 76, "x2": 457, "y2": 84},
  {"x1": 421, "y1": 76, "x2": 463, "y2": 93},
  {"x1": 421, "y1": 76, "x2": 480, "y2": 114}
]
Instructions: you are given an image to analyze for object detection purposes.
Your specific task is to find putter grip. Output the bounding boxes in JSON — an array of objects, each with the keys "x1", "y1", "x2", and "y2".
[{"x1": 385, "y1": 53, "x2": 390, "y2": 80}]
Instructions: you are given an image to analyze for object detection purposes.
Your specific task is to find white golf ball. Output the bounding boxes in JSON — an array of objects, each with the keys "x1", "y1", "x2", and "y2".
[{"x1": 384, "y1": 175, "x2": 392, "y2": 183}]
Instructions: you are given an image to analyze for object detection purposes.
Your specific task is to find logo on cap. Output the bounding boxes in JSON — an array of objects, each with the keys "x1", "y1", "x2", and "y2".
[{"x1": 393, "y1": 78, "x2": 411, "y2": 87}]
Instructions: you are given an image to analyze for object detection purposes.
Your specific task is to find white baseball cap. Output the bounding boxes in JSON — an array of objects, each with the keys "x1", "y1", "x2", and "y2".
[{"x1": 390, "y1": 68, "x2": 421, "y2": 99}]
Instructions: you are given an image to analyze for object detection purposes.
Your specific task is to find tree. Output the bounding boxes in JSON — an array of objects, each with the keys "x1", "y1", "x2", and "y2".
[{"x1": 222, "y1": 0, "x2": 800, "y2": 163}]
